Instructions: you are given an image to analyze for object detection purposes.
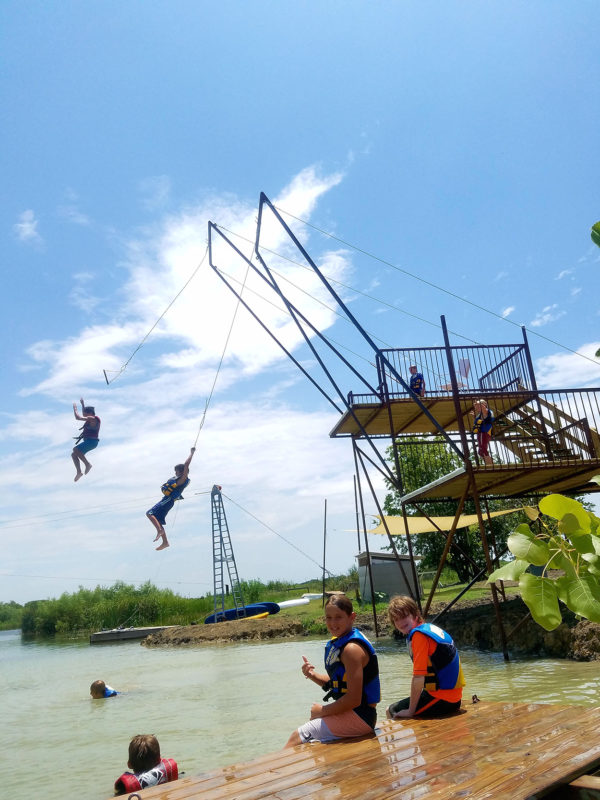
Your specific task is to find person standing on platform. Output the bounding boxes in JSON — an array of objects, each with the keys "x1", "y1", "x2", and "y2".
[
  {"x1": 470, "y1": 398, "x2": 494, "y2": 466},
  {"x1": 386, "y1": 595, "x2": 465, "y2": 719},
  {"x1": 409, "y1": 365, "x2": 425, "y2": 397}
]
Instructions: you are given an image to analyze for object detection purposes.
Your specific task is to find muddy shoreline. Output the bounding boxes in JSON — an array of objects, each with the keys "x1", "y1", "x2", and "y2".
[{"x1": 143, "y1": 594, "x2": 600, "y2": 660}]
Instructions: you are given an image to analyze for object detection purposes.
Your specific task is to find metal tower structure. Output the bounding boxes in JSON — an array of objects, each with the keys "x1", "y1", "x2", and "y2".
[
  {"x1": 211, "y1": 484, "x2": 245, "y2": 621},
  {"x1": 206, "y1": 192, "x2": 600, "y2": 656}
]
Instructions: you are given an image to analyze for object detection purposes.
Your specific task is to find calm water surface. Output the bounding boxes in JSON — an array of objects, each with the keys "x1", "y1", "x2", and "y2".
[{"x1": 1, "y1": 628, "x2": 598, "y2": 800}]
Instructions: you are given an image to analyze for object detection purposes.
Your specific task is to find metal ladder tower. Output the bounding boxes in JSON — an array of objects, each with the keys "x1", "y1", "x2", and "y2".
[{"x1": 210, "y1": 484, "x2": 245, "y2": 620}]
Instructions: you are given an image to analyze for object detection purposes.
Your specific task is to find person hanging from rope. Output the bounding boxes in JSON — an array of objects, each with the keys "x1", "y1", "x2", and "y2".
[
  {"x1": 146, "y1": 447, "x2": 195, "y2": 551},
  {"x1": 72, "y1": 398, "x2": 101, "y2": 482}
]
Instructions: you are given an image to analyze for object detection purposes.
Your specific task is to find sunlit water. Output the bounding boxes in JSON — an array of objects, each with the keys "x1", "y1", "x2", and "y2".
[{"x1": 1, "y1": 628, "x2": 598, "y2": 800}]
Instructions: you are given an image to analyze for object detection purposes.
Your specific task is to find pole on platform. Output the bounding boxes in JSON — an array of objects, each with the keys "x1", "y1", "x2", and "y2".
[{"x1": 322, "y1": 499, "x2": 327, "y2": 607}]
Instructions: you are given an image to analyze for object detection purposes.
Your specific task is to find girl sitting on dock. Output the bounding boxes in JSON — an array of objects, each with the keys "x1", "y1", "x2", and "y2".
[
  {"x1": 386, "y1": 595, "x2": 465, "y2": 719},
  {"x1": 285, "y1": 594, "x2": 380, "y2": 747}
]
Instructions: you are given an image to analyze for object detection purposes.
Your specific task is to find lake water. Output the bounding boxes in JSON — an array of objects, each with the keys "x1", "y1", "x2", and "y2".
[{"x1": 1, "y1": 628, "x2": 598, "y2": 800}]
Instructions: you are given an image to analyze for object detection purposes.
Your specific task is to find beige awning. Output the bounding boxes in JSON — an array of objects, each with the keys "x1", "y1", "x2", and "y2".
[{"x1": 367, "y1": 508, "x2": 520, "y2": 536}]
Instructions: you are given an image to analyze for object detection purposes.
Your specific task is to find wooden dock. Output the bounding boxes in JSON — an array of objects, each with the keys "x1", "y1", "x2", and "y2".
[
  {"x1": 118, "y1": 702, "x2": 600, "y2": 799},
  {"x1": 89, "y1": 625, "x2": 176, "y2": 643}
]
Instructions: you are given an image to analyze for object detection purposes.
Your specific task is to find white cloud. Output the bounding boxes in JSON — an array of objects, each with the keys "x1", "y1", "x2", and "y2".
[
  {"x1": 571, "y1": 287, "x2": 582, "y2": 297},
  {"x1": 13, "y1": 209, "x2": 42, "y2": 244},
  {"x1": 555, "y1": 269, "x2": 573, "y2": 280},
  {"x1": 501, "y1": 306, "x2": 515, "y2": 318},
  {"x1": 494, "y1": 270, "x2": 509, "y2": 282},
  {"x1": 139, "y1": 175, "x2": 172, "y2": 211},
  {"x1": 530, "y1": 304, "x2": 566, "y2": 328},
  {"x1": 534, "y1": 343, "x2": 600, "y2": 389},
  {"x1": 69, "y1": 271, "x2": 101, "y2": 313},
  {"x1": 2, "y1": 167, "x2": 376, "y2": 603}
]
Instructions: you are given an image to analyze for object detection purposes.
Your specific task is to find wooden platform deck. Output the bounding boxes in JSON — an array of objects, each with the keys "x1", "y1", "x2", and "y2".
[
  {"x1": 329, "y1": 392, "x2": 535, "y2": 437},
  {"x1": 122, "y1": 702, "x2": 600, "y2": 800},
  {"x1": 400, "y1": 461, "x2": 600, "y2": 501}
]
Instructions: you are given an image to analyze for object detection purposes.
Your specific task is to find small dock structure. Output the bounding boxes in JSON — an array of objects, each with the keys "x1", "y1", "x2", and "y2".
[
  {"x1": 90, "y1": 625, "x2": 176, "y2": 643},
  {"x1": 116, "y1": 702, "x2": 600, "y2": 799}
]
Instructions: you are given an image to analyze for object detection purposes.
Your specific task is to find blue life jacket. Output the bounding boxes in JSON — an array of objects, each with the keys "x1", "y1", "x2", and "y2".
[
  {"x1": 407, "y1": 623, "x2": 465, "y2": 692},
  {"x1": 103, "y1": 685, "x2": 119, "y2": 697},
  {"x1": 472, "y1": 410, "x2": 494, "y2": 434},
  {"x1": 323, "y1": 628, "x2": 381, "y2": 717},
  {"x1": 161, "y1": 476, "x2": 189, "y2": 500}
]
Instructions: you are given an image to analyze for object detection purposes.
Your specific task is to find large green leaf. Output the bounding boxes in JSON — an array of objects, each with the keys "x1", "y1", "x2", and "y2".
[
  {"x1": 561, "y1": 573, "x2": 600, "y2": 622},
  {"x1": 559, "y1": 513, "x2": 589, "y2": 537},
  {"x1": 590, "y1": 535, "x2": 600, "y2": 557},
  {"x1": 519, "y1": 573, "x2": 562, "y2": 630},
  {"x1": 508, "y1": 532, "x2": 550, "y2": 566},
  {"x1": 553, "y1": 550, "x2": 578, "y2": 582},
  {"x1": 569, "y1": 534, "x2": 595, "y2": 555},
  {"x1": 582, "y1": 553, "x2": 600, "y2": 578},
  {"x1": 592, "y1": 221, "x2": 600, "y2": 248},
  {"x1": 488, "y1": 559, "x2": 529, "y2": 583},
  {"x1": 513, "y1": 522, "x2": 536, "y2": 539},
  {"x1": 539, "y1": 494, "x2": 591, "y2": 533}
]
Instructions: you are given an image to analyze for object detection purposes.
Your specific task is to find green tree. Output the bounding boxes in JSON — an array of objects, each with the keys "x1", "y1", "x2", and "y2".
[
  {"x1": 382, "y1": 437, "x2": 517, "y2": 583},
  {"x1": 489, "y1": 489, "x2": 600, "y2": 630}
]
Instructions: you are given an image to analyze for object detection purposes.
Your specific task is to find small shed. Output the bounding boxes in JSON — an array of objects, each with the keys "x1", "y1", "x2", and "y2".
[{"x1": 356, "y1": 551, "x2": 421, "y2": 602}]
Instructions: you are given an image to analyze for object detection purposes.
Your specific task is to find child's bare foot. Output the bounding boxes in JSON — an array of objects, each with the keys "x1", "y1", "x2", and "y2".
[
  {"x1": 84, "y1": 464, "x2": 92, "y2": 475},
  {"x1": 156, "y1": 541, "x2": 170, "y2": 551},
  {"x1": 74, "y1": 473, "x2": 82, "y2": 482}
]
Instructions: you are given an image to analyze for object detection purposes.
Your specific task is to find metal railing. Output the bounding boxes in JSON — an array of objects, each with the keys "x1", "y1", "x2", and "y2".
[{"x1": 367, "y1": 343, "x2": 534, "y2": 401}]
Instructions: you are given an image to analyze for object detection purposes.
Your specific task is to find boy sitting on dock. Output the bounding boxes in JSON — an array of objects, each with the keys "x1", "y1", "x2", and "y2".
[
  {"x1": 285, "y1": 594, "x2": 380, "y2": 747},
  {"x1": 386, "y1": 595, "x2": 465, "y2": 719},
  {"x1": 114, "y1": 734, "x2": 178, "y2": 795},
  {"x1": 90, "y1": 679, "x2": 119, "y2": 698}
]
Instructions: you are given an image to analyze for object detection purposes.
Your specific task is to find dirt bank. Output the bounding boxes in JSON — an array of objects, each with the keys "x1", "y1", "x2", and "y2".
[
  {"x1": 142, "y1": 596, "x2": 600, "y2": 661},
  {"x1": 143, "y1": 616, "x2": 305, "y2": 646}
]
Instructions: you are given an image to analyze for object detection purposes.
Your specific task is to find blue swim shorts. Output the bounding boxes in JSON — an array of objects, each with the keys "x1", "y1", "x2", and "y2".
[
  {"x1": 147, "y1": 497, "x2": 175, "y2": 526},
  {"x1": 75, "y1": 439, "x2": 99, "y2": 455}
]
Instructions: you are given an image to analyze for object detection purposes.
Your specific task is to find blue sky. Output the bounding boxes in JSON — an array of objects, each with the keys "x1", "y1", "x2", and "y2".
[{"x1": 1, "y1": 1, "x2": 599, "y2": 605}]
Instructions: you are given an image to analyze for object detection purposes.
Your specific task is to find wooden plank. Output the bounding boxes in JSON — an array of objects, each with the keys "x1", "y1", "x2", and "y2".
[{"x1": 124, "y1": 703, "x2": 600, "y2": 800}]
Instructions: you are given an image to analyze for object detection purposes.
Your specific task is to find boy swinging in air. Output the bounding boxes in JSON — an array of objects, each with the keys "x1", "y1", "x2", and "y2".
[{"x1": 146, "y1": 447, "x2": 195, "y2": 551}]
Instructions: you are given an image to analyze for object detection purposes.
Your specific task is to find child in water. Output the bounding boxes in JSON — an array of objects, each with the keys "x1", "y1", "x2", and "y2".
[
  {"x1": 114, "y1": 734, "x2": 178, "y2": 795},
  {"x1": 90, "y1": 679, "x2": 119, "y2": 698},
  {"x1": 386, "y1": 595, "x2": 465, "y2": 719},
  {"x1": 285, "y1": 593, "x2": 380, "y2": 747}
]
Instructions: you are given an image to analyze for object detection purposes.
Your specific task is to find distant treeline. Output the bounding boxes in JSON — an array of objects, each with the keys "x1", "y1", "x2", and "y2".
[{"x1": 2, "y1": 571, "x2": 358, "y2": 635}]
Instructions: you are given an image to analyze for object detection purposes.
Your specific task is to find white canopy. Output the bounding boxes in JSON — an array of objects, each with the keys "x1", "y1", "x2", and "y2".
[{"x1": 367, "y1": 508, "x2": 519, "y2": 536}]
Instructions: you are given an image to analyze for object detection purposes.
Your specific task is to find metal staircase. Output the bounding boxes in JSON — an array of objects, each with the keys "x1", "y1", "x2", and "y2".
[
  {"x1": 211, "y1": 484, "x2": 245, "y2": 621},
  {"x1": 493, "y1": 393, "x2": 597, "y2": 464}
]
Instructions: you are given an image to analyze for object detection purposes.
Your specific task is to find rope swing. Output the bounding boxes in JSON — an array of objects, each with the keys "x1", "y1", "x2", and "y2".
[{"x1": 103, "y1": 244, "x2": 210, "y2": 386}]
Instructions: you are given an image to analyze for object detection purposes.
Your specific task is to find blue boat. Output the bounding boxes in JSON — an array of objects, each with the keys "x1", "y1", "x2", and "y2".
[{"x1": 204, "y1": 601, "x2": 280, "y2": 624}]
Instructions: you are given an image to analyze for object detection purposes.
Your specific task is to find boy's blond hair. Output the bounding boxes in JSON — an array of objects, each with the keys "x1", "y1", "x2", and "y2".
[
  {"x1": 128, "y1": 734, "x2": 161, "y2": 773},
  {"x1": 387, "y1": 595, "x2": 423, "y2": 625}
]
